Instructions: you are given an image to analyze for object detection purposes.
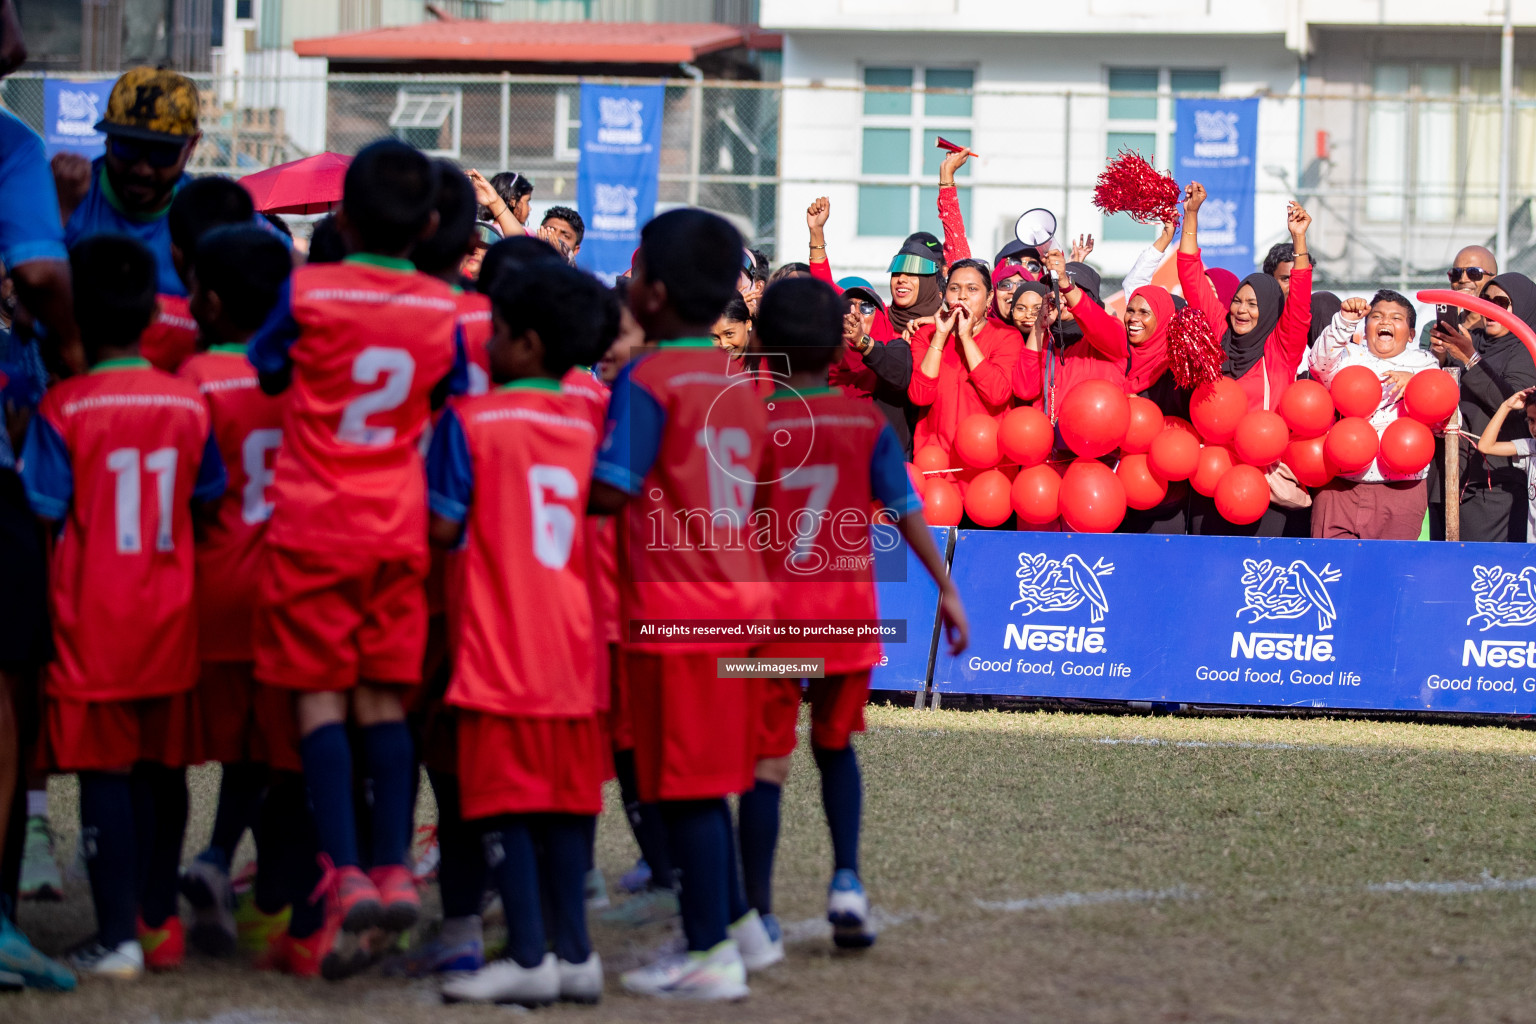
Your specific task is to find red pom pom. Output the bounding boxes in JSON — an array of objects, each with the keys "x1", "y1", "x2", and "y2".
[
  {"x1": 1167, "y1": 306, "x2": 1224, "y2": 389},
  {"x1": 1092, "y1": 151, "x2": 1182, "y2": 225}
]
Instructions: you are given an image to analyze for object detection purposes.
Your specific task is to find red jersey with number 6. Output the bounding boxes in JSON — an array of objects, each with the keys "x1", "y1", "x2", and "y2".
[
  {"x1": 179, "y1": 346, "x2": 286, "y2": 662},
  {"x1": 248, "y1": 257, "x2": 460, "y2": 558},
  {"x1": 754, "y1": 388, "x2": 921, "y2": 672},
  {"x1": 429, "y1": 381, "x2": 600, "y2": 717},
  {"x1": 21, "y1": 361, "x2": 226, "y2": 701}
]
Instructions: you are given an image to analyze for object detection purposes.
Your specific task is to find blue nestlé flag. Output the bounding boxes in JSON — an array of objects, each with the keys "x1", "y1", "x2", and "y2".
[
  {"x1": 42, "y1": 78, "x2": 114, "y2": 159},
  {"x1": 576, "y1": 83, "x2": 663, "y2": 283},
  {"x1": 1174, "y1": 97, "x2": 1259, "y2": 276}
]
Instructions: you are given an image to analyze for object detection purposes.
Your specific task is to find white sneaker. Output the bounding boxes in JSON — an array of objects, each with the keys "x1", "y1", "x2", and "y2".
[
  {"x1": 620, "y1": 939, "x2": 749, "y2": 1001},
  {"x1": 558, "y1": 952, "x2": 603, "y2": 1003},
  {"x1": 440, "y1": 951, "x2": 559, "y2": 1005},
  {"x1": 69, "y1": 940, "x2": 144, "y2": 980},
  {"x1": 728, "y1": 909, "x2": 784, "y2": 971},
  {"x1": 828, "y1": 869, "x2": 877, "y2": 948}
]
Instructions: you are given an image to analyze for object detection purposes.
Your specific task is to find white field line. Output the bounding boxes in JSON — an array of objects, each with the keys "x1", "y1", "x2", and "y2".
[
  {"x1": 1365, "y1": 871, "x2": 1536, "y2": 895},
  {"x1": 976, "y1": 886, "x2": 1198, "y2": 912}
]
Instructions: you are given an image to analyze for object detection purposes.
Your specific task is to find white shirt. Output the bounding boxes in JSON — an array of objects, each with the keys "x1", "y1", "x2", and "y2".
[
  {"x1": 1509, "y1": 437, "x2": 1536, "y2": 542},
  {"x1": 1308, "y1": 310, "x2": 1439, "y2": 483},
  {"x1": 1120, "y1": 242, "x2": 1170, "y2": 297}
]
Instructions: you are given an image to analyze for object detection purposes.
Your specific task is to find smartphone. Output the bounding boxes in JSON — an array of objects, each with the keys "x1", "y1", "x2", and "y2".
[{"x1": 1436, "y1": 304, "x2": 1462, "y2": 333}]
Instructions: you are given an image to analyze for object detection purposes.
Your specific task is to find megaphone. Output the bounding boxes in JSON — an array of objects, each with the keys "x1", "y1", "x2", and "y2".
[{"x1": 1014, "y1": 208, "x2": 1057, "y2": 250}]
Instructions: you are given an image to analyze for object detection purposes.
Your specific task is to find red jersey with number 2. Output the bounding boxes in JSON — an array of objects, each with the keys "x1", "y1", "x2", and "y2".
[
  {"x1": 265, "y1": 260, "x2": 458, "y2": 557},
  {"x1": 180, "y1": 347, "x2": 285, "y2": 661}
]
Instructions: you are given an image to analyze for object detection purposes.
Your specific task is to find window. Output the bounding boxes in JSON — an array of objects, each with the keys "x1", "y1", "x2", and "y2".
[
  {"x1": 857, "y1": 66, "x2": 973, "y2": 238},
  {"x1": 389, "y1": 88, "x2": 460, "y2": 158},
  {"x1": 1103, "y1": 67, "x2": 1221, "y2": 241},
  {"x1": 235, "y1": 0, "x2": 252, "y2": 19},
  {"x1": 554, "y1": 88, "x2": 580, "y2": 161}
]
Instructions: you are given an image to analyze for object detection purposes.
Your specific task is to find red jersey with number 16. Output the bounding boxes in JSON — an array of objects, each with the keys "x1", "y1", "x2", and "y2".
[
  {"x1": 180, "y1": 346, "x2": 285, "y2": 662},
  {"x1": 252, "y1": 257, "x2": 459, "y2": 558}
]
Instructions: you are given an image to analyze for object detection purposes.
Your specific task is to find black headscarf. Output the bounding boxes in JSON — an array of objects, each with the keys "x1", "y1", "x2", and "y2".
[
  {"x1": 1485, "y1": 273, "x2": 1536, "y2": 334},
  {"x1": 1064, "y1": 261, "x2": 1103, "y2": 308},
  {"x1": 1221, "y1": 272, "x2": 1284, "y2": 381},
  {"x1": 1009, "y1": 280, "x2": 1050, "y2": 334},
  {"x1": 1308, "y1": 291, "x2": 1342, "y2": 347}
]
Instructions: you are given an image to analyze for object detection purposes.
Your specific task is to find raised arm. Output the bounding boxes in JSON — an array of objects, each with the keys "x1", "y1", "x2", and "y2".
[
  {"x1": 1121, "y1": 219, "x2": 1176, "y2": 296},
  {"x1": 1308, "y1": 298, "x2": 1366, "y2": 386},
  {"x1": 937, "y1": 147, "x2": 973, "y2": 265},
  {"x1": 807, "y1": 196, "x2": 835, "y2": 284},
  {"x1": 1268, "y1": 201, "x2": 1314, "y2": 374},
  {"x1": 1478, "y1": 389, "x2": 1533, "y2": 457}
]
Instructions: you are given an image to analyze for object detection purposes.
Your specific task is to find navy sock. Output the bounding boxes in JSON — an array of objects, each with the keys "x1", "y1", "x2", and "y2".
[
  {"x1": 613, "y1": 748, "x2": 675, "y2": 889},
  {"x1": 814, "y1": 744, "x2": 862, "y2": 874},
  {"x1": 724, "y1": 798, "x2": 749, "y2": 923},
  {"x1": 362, "y1": 722, "x2": 414, "y2": 868},
  {"x1": 207, "y1": 761, "x2": 268, "y2": 870},
  {"x1": 661, "y1": 799, "x2": 730, "y2": 952},
  {"x1": 488, "y1": 818, "x2": 544, "y2": 969},
  {"x1": 253, "y1": 772, "x2": 306, "y2": 917},
  {"x1": 131, "y1": 763, "x2": 188, "y2": 929},
  {"x1": 427, "y1": 769, "x2": 485, "y2": 919},
  {"x1": 737, "y1": 780, "x2": 781, "y2": 917},
  {"x1": 540, "y1": 814, "x2": 593, "y2": 964},
  {"x1": 300, "y1": 723, "x2": 359, "y2": 868},
  {"x1": 275, "y1": 772, "x2": 324, "y2": 939},
  {"x1": 79, "y1": 772, "x2": 136, "y2": 947}
]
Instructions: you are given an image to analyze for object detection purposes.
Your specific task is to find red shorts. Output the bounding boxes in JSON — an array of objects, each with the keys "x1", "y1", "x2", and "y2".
[
  {"x1": 47, "y1": 692, "x2": 201, "y2": 772},
  {"x1": 758, "y1": 671, "x2": 871, "y2": 758},
  {"x1": 197, "y1": 662, "x2": 303, "y2": 771},
  {"x1": 456, "y1": 711, "x2": 606, "y2": 819},
  {"x1": 626, "y1": 650, "x2": 758, "y2": 803},
  {"x1": 606, "y1": 645, "x2": 632, "y2": 753},
  {"x1": 253, "y1": 545, "x2": 428, "y2": 692}
]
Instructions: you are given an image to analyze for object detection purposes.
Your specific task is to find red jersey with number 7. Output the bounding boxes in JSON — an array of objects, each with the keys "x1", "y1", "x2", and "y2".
[
  {"x1": 247, "y1": 255, "x2": 461, "y2": 558},
  {"x1": 179, "y1": 346, "x2": 286, "y2": 662},
  {"x1": 20, "y1": 360, "x2": 227, "y2": 701},
  {"x1": 592, "y1": 341, "x2": 771, "y2": 651}
]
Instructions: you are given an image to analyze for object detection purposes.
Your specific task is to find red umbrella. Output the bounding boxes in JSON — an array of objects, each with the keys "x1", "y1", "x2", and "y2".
[{"x1": 240, "y1": 152, "x2": 351, "y2": 215}]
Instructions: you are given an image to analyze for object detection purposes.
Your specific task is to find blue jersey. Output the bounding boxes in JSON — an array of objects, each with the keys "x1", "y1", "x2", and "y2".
[{"x1": 0, "y1": 111, "x2": 68, "y2": 272}]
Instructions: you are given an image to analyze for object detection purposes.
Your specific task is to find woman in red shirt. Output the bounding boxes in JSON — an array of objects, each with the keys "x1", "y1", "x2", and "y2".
[
  {"x1": 1177, "y1": 182, "x2": 1315, "y2": 536},
  {"x1": 1013, "y1": 251, "x2": 1128, "y2": 422},
  {"x1": 908, "y1": 259, "x2": 1021, "y2": 460}
]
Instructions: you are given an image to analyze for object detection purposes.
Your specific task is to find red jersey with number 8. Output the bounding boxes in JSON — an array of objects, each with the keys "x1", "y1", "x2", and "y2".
[
  {"x1": 263, "y1": 258, "x2": 459, "y2": 557},
  {"x1": 180, "y1": 347, "x2": 285, "y2": 662}
]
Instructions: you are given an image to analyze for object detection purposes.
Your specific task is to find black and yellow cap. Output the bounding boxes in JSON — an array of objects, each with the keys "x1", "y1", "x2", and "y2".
[{"x1": 95, "y1": 66, "x2": 200, "y2": 143}]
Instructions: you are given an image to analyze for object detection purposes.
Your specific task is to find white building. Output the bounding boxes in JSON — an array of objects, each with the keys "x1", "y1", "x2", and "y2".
[{"x1": 763, "y1": 0, "x2": 1536, "y2": 289}]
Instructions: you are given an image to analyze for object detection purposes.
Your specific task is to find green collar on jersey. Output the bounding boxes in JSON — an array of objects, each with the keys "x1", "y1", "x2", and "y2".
[
  {"x1": 92, "y1": 357, "x2": 151, "y2": 373},
  {"x1": 655, "y1": 337, "x2": 714, "y2": 349},
  {"x1": 767, "y1": 385, "x2": 838, "y2": 401},
  {"x1": 100, "y1": 167, "x2": 177, "y2": 221},
  {"x1": 209, "y1": 343, "x2": 247, "y2": 355},
  {"x1": 496, "y1": 378, "x2": 563, "y2": 393},
  {"x1": 345, "y1": 253, "x2": 416, "y2": 273}
]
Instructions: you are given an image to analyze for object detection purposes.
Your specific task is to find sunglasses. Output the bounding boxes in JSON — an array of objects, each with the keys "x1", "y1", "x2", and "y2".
[
  {"x1": 107, "y1": 136, "x2": 188, "y2": 168},
  {"x1": 857, "y1": 301, "x2": 877, "y2": 316},
  {"x1": 1448, "y1": 266, "x2": 1493, "y2": 284},
  {"x1": 1487, "y1": 293, "x2": 1513, "y2": 310},
  {"x1": 473, "y1": 221, "x2": 503, "y2": 246}
]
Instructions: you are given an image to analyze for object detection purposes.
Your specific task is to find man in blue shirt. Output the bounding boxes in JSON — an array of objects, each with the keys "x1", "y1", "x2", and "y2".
[{"x1": 63, "y1": 66, "x2": 202, "y2": 297}]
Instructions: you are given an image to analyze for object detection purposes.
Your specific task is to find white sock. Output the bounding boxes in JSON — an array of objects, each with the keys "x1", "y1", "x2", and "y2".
[{"x1": 26, "y1": 789, "x2": 48, "y2": 819}]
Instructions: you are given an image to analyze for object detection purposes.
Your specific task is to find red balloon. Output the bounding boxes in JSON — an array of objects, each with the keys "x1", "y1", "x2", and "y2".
[
  {"x1": 1330, "y1": 365, "x2": 1384, "y2": 419},
  {"x1": 1277, "y1": 378, "x2": 1335, "y2": 439},
  {"x1": 1059, "y1": 458, "x2": 1127, "y2": 533},
  {"x1": 1162, "y1": 414, "x2": 1198, "y2": 437},
  {"x1": 1116, "y1": 453, "x2": 1168, "y2": 510},
  {"x1": 1011, "y1": 464, "x2": 1062, "y2": 525},
  {"x1": 1379, "y1": 417, "x2": 1435, "y2": 475},
  {"x1": 955, "y1": 413, "x2": 1000, "y2": 469},
  {"x1": 1190, "y1": 378, "x2": 1248, "y2": 443},
  {"x1": 1121, "y1": 397, "x2": 1165, "y2": 454},
  {"x1": 998, "y1": 406, "x2": 1053, "y2": 468},
  {"x1": 1403, "y1": 369, "x2": 1460, "y2": 424},
  {"x1": 1232, "y1": 409, "x2": 1290, "y2": 467},
  {"x1": 1190, "y1": 445, "x2": 1235, "y2": 497},
  {"x1": 923, "y1": 478, "x2": 963, "y2": 526},
  {"x1": 962, "y1": 468, "x2": 1012, "y2": 526},
  {"x1": 905, "y1": 462, "x2": 926, "y2": 499},
  {"x1": 914, "y1": 444, "x2": 949, "y2": 475},
  {"x1": 1058, "y1": 379, "x2": 1130, "y2": 458},
  {"x1": 1147, "y1": 426, "x2": 1201, "y2": 481},
  {"x1": 1283, "y1": 435, "x2": 1335, "y2": 488},
  {"x1": 1324, "y1": 417, "x2": 1379, "y2": 473},
  {"x1": 1215, "y1": 464, "x2": 1270, "y2": 525}
]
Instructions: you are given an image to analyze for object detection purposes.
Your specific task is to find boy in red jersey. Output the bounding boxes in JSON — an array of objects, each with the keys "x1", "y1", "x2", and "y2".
[
  {"x1": 739, "y1": 277, "x2": 967, "y2": 954},
  {"x1": 246, "y1": 139, "x2": 466, "y2": 980},
  {"x1": 427, "y1": 262, "x2": 618, "y2": 1006},
  {"x1": 177, "y1": 224, "x2": 324, "y2": 969},
  {"x1": 21, "y1": 235, "x2": 228, "y2": 979},
  {"x1": 591, "y1": 208, "x2": 768, "y2": 1001}
]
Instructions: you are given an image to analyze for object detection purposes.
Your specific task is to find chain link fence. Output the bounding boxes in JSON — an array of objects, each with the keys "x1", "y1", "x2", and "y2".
[{"x1": 4, "y1": 70, "x2": 1535, "y2": 288}]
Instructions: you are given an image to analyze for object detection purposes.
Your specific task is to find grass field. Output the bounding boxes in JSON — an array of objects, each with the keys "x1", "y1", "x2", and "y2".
[{"x1": 10, "y1": 704, "x2": 1536, "y2": 1023}]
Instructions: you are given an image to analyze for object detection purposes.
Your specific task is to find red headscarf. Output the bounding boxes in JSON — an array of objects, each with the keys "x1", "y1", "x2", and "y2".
[
  {"x1": 990, "y1": 263, "x2": 1036, "y2": 321},
  {"x1": 1205, "y1": 268, "x2": 1241, "y2": 312},
  {"x1": 1124, "y1": 285, "x2": 1175, "y2": 395}
]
